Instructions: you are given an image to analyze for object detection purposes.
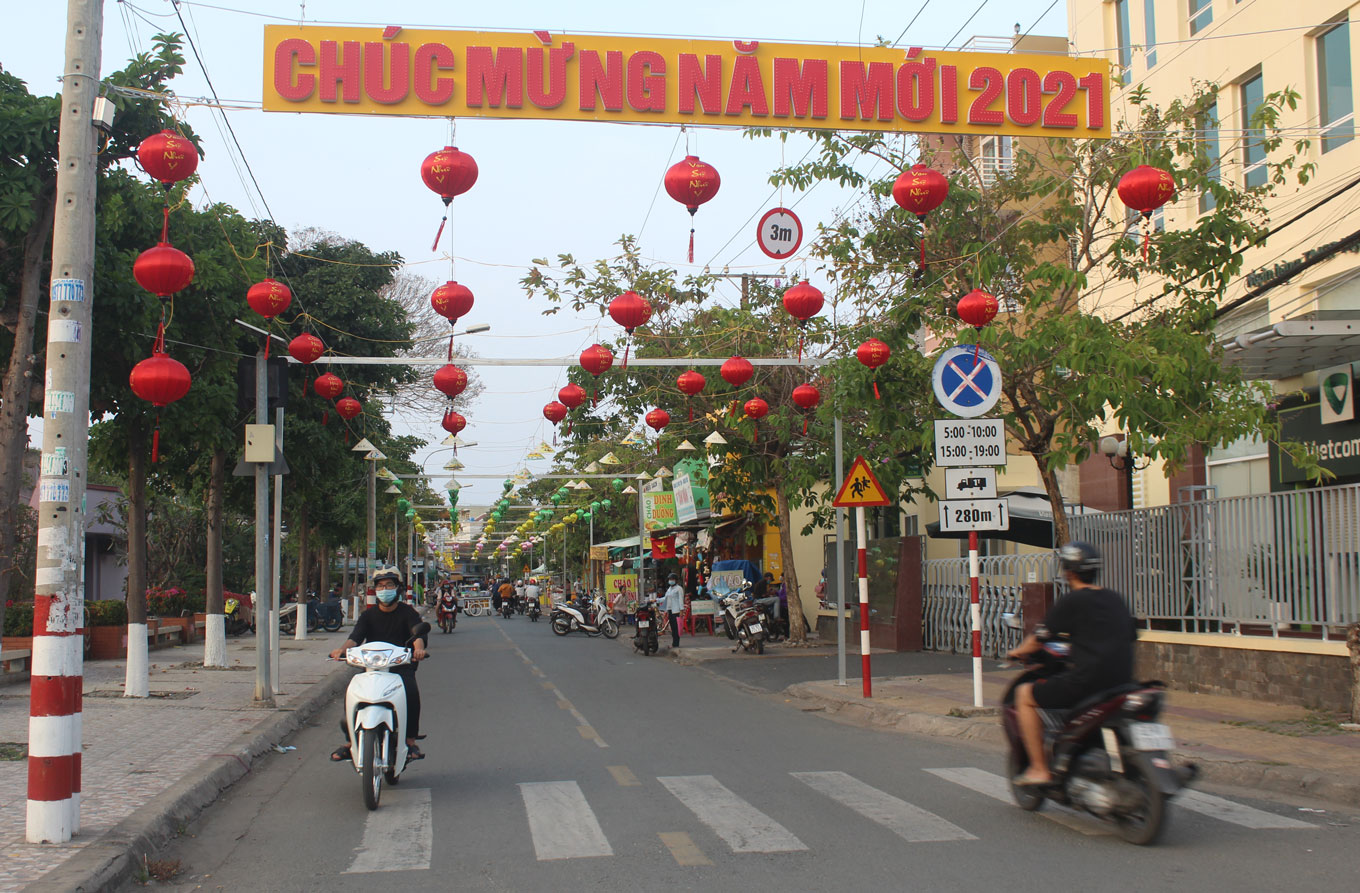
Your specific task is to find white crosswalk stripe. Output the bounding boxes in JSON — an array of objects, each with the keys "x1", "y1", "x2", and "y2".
[
  {"x1": 792, "y1": 771, "x2": 976, "y2": 842},
  {"x1": 519, "y1": 781, "x2": 614, "y2": 860},
  {"x1": 1176, "y1": 789, "x2": 1314, "y2": 829},
  {"x1": 924, "y1": 767, "x2": 1109, "y2": 835},
  {"x1": 658, "y1": 774, "x2": 808, "y2": 853},
  {"x1": 344, "y1": 787, "x2": 433, "y2": 874}
]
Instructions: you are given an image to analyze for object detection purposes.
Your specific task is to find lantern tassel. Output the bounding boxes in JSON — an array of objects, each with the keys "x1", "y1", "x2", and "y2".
[
  {"x1": 873, "y1": 378, "x2": 881, "y2": 400},
  {"x1": 797, "y1": 334, "x2": 804, "y2": 363},
  {"x1": 448, "y1": 333, "x2": 454, "y2": 362},
  {"x1": 753, "y1": 421, "x2": 759, "y2": 443},
  {"x1": 592, "y1": 388, "x2": 598, "y2": 407},
  {"x1": 916, "y1": 215, "x2": 928, "y2": 282},
  {"x1": 151, "y1": 414, "x2": 162, "y2": 463},
  {"x1": 1141, "y1": 214, "x2": 1151, "y2": 262},
  {"x1": 688, "y1": 402, "x2": 693, "y2": 422},
  {"x1": 802, "y1": 416, "x2": 808, "y2": 435},
  {"x1": 432, "y1": 214, "x2": 447, "y2": 253},
  {"x1": 322, "y1": 410, "x2": 329, "y2": 426},
  {"x1": 656, "y1": 439, "x2": 661, "y2": 455},
  {"x1": 622, "y1": 336, "x2": 631, "y2": 370},
  {"x1": 687, "y1": 227, "x2": 695, "y2": 264},
  {"x1": 161, "y1": 205, "x2": 170, "y2": 243}
]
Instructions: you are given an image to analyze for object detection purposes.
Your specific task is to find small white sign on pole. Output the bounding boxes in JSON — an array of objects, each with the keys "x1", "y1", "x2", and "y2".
[
  {"x1": 933, "y1": 418, "x2": 1006, "y2": 467},
  {"x1": 943, "y1": 467, "x2": 998, "y2": 499},
  {"x1": 938, "y1": 499, "x2": 1010, "y2": 532}
]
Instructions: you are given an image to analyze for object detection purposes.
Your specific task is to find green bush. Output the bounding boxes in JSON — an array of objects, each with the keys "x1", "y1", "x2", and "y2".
[
  {"x1": 3, "y1": 603, "x2": 34, "y2": 637},
  {"x1": 87, "y1": 600, "x2": 127, "y2": 627}
]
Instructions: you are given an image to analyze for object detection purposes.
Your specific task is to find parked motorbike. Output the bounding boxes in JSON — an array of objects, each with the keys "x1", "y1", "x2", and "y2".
[
  {"x1": 338, "y1": 622, "x2": 431, "y2": 810},
  {"x1": 718, "y1": 584, "x2": 765, "y2": 654},
  {"x1": 1000, "y1": 613, "x2": 1196, "y2": 845},
  {"x1": 527, "y1": 600, "x2": 542, "y2": 622},
  {"x1": 436, "y1": 593, "x2": 459, "y2": 634},
  {"x1": 550, "y1": 595, "x2": 619, "y2": 639},
  {"x1": 281, "y1": 595, "x2": 344, "y2": 633},
  {"x1": 632, "y1": 601, "x2": 659, "y2": 655},
  {"x1": 224, "y1": 597, "x2": 252, "y2": 637}
]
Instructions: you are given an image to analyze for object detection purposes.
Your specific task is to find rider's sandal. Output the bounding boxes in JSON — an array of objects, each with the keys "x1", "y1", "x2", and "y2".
[
  {"x1": 330, "y1": 745, "x2": 351, "y2": 762},
  {"x1": 406, "y1": 744, "x2": 425, "y2": 761}
]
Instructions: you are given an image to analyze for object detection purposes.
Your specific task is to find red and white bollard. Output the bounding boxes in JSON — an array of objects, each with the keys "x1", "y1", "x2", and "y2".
[
  {"x1": 968, "y1": 530, "x2": 983, "y2": 707},
  {"x1": 856, "y1": 506, "x2": 871, "y2": 698},
  {"x1": 28, "y1": 578, "x2": 83, "y2": 841}
]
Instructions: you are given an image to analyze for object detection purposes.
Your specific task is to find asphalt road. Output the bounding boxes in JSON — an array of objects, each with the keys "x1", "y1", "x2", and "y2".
[{"x1": 142, "y1": 614, "x2": 1360, "y2": 892}]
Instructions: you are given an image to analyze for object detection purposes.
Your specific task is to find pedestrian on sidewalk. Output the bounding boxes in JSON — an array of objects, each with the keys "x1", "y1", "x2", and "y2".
[{"x1": 662, "y1": 573, "x2": 685, "y2": 649}]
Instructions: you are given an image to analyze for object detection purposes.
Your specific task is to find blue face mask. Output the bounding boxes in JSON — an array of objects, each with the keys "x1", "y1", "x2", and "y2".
[{"x1": 376, "y1": 588, "x2": 398, "y2": 604}]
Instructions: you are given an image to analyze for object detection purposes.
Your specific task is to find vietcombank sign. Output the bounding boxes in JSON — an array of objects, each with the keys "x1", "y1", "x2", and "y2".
[{"x1": 262, "y1": 27, "x2": 1111, "y2": 138}]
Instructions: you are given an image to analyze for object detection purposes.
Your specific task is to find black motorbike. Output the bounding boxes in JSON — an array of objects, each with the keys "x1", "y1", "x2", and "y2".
[
  {"x1": 632, "y1": 602, "x2": 660, "y2": 655},
  {"x1": 436, "y1": 593, "x2": 459, "y2": 633},
  {"x1": 527, "y1": 600, "x2": 542, "y2": 622},
  {"x1": 1000, "y1": 614, "x2": 1196, "y2": 845},
  {"x1": 500, "y1": 600, "x2": 515, "y2": 619},
  {"x1": 224, "y1": 596, "x2": 251, "y2": 636}
]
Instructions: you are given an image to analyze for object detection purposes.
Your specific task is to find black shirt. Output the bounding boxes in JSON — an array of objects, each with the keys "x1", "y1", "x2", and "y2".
[
  {"x1": 348, "y1": 603, "x2": 423, "y2": 651},
  {"x1": 752, "y1": 578, "x2": 769, "y2": 598},
  {"x1": 1041, "y1": 587, "x2": 1137, "y2": 689}
]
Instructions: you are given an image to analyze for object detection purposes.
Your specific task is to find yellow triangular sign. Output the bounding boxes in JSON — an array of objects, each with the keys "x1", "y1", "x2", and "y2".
[{"x1": 832, "y1": 455, "x2": 892, "y2": 508}]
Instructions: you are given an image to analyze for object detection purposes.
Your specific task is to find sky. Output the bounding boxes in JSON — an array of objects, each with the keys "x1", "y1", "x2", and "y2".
[{"x1": 7, "y1": 0, "x2": 1066, "y2": 511}]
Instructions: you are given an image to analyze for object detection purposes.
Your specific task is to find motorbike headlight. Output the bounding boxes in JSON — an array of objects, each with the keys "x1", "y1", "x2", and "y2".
[{"x1": 363, "y1": 651, "x2": 390, "y2": 669}]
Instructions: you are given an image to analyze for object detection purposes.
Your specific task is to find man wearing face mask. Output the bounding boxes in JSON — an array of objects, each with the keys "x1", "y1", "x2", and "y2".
[{"x1": 330, "y1": 568, "x2": 428, "y2": 762}]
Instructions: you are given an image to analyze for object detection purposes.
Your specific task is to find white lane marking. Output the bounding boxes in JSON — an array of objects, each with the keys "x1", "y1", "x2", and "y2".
[
  {"x1": 519, "y1": 781, "x2": 614, "y2": 860},
  {"x1": 1176, "y1": 790, "x2": 1314, "y2": 829},
  {"x1": 792, "y1": 771, "x2": 976, "y2": 842},
  {"x1": 924, "y1": 768, "x2": 1108, "y2": 836},
  {"x1": 496, "y1": 625, "x2": 607, "y2": 747},
  {"x1": 658, "y1": 775, "x2": 807, "y2": 853},
  {"x1": 344, "y1": 787, "x2": 433, "y2": 873}
]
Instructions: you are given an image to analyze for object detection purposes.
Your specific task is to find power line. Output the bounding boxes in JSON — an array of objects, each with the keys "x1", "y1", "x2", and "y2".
[{"x1": 943, "y1": 0, "x2": 992, "y2": 51}]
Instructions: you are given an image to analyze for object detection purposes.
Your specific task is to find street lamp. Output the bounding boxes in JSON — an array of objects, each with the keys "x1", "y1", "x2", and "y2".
[{"x1": 1098, "y1": 435, "x2": 1149, "y2": 511}]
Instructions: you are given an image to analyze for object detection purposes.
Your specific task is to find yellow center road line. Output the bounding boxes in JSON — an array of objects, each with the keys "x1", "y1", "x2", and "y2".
[
  {"x1": 606, "y1": 765, "x2": 641, "y2": 787},
  {"x1": 658, "y1": 832, "x2": 712, "y2": 866},
  {"x1": 577, "y1": 725, "x2": 600, "y2": 740},
  {"x1": 496, "y1": 623, "x2": 608, "y2": 749},
  {"x1": 557, "y1": 700, "x2": 574, "y2": 710}
]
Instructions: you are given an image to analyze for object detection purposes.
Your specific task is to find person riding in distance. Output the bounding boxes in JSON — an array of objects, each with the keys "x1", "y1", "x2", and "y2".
[
  {"x1": 330, "y1": 567, "x2": 428, "y2": 762},
  {"x1": 1006, "y1": 541, "x2": 1137, "y2": 786},
  {"x1": 753, "y1": 572, "x2": 781, "y2": 621}
]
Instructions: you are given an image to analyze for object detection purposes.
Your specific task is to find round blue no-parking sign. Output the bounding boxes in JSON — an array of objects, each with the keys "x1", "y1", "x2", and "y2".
[{"x1": 932, "y1": 346, "x2": 1002, "y2": 418}]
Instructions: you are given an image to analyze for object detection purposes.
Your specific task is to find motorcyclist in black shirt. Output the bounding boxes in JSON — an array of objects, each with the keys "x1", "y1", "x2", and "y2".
[
  {"x1": 1005, "y1": 541, "x2": 1137, "y2": 786},
  {"x1": 330, "y1": 567, "x2": 428, "y2": 762}
]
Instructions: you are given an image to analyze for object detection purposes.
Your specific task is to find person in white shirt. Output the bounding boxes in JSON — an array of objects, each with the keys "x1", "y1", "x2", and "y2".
[
  {"x1": 524, "y1": 579, "x2": 541, "y2": 606},
  {"x1": 661, "y1": 574, "x2": 685, "y2": 649}
]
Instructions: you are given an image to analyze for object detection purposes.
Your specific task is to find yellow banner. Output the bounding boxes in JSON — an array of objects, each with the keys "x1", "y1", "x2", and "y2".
[{"x1": 262, "y1": 26, "x2": 1111, "y2": 138}]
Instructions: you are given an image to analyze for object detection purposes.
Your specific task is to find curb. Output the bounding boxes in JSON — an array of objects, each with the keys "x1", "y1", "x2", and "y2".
[
  {"x1": 26, "y1": 662, "x2": 353, "y2": 893},
  {"x1": 782, "y1": 683, "x2": 1360, "y2": 808}
]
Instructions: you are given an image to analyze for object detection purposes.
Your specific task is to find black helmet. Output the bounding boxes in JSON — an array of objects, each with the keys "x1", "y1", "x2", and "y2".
[{"x1": 1057, "y1": 541, "x2": 1101, "y2": 583}]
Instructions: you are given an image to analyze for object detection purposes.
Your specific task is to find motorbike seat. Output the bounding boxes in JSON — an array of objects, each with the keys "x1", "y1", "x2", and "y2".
[{"x1": 1064, "y1": 682, "x2": 1143, "y2": 717}]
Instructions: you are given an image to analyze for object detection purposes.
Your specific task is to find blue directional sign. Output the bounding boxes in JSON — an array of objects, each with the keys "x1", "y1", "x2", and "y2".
[{"x1": 932, "y1": 346, "x2": 1002, "y2": 418}]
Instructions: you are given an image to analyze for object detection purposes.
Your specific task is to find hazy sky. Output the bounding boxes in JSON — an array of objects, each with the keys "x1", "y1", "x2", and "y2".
[{"x1": 8, "y1": 0, "x2": 1066, "y2": 509}]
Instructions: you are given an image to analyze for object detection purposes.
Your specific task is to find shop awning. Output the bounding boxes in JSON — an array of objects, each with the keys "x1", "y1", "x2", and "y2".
[
  {"x1": 595, "y1": 535, "x2": 643, "y2": 550},
  {"x1": 1218, "y1": 318, "x2": 1360, "y2": 379}
]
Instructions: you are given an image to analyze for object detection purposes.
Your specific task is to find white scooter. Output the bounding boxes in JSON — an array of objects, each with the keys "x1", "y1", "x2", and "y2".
[
  {"x1": 341, "y1": 622, "x2": 429, "y2": 810},
  {"x1": 550, "y1": 594, "x2": 620, "y2": 638}
]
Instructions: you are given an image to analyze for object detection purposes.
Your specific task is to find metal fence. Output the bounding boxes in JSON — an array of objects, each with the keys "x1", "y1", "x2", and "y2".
[
  {"x1": 922, "y1": 552, "x2": 1053, "y2": 658},
  {"x1": 1070, "y1": 483, "x2": 1360, "y2": 639}
]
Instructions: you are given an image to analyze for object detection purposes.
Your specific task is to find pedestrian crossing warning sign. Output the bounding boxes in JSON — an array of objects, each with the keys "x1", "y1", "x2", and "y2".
[{"x1": 833, "y1": 456, "x2": 892, "y2": 508}]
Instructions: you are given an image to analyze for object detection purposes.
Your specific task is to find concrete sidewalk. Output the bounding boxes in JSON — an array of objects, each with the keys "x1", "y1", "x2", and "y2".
[
  {"x1": 656, "y1": 633, "x2": 1360, "y2": 808},
  {"x1": 0, "y1": 630, "x2": 351, "y2": 892}
]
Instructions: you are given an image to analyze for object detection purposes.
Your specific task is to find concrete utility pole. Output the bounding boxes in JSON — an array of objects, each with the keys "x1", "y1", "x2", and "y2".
[
  {"x1": 27, "y1": 0, "x2": 102, "y2": 844},
  {"x1": 252, "y1": 349, "x2": 273, "y2": 704},
  {"x1": 367, "y1": 457, "x2": 377, "y2": 603},
  {"x1": 271, "y1": 405, "x2": 284, "y2": 689}
]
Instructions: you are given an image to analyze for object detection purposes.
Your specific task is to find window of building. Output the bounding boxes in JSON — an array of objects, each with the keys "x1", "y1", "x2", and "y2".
[
  {"x1": 1317, "y1": 20, "x2": 1354, "y2": 153},
  {"x1": 1144, "y1": 0, "x2": 1158, "y2": 67},
  {"x1": 1241, "y1": 72, "x2": 1267, "y2": 188},
  {"x1": 1199, "y1": 102, "x2": 1219, "y2": 213},
  {"x1": 1115, "y1": 0, "x2": 1132, "y2": 84},
  {"x1": 979, "y1": 135, "x2": 1012, "y2": 184},
  {"x1": 1189, "y1": 0, "x2": 1213, "y2": 35}
]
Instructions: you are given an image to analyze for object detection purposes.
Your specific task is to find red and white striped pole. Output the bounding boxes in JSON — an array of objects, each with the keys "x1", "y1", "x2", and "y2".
[
  {"x1": 968, "y1": 530, "x2": 983, "y2": 707},
  {"x1": 856, "y1": 506, "x2": 871, "y2": 698},
  {"x1": 28, "y1": 593, "x2": 83, "y2": 840}
]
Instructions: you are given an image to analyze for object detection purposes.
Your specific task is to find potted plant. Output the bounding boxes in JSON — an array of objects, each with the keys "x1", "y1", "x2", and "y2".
[{"x1": 86, "y1": 600, "x2": 128, "y2": 660}]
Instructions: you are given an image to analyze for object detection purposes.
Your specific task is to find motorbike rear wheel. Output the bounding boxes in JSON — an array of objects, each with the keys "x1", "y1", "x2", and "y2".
[
  {"x1": 601, "y1": 618, "x2": 620, "y2": 639},
  {"x1": 722, "y1": 616, "x2": 736, "y2": 640},
  {"x1": 360, "y1": 729, "x2": 381, "y2": 811},
  {"x1": 551, "y1": 616, "x2": 571, "y2": 636},
  {"x1": 1006, "y1": 751, "x2": 1045, "y2": 812},
  {"x1": 1114, "y1": 756, "x2": 1167, "y2": 845},
  {"x1": 323, "y1": 615, "x2": 343, "y2": 632}
]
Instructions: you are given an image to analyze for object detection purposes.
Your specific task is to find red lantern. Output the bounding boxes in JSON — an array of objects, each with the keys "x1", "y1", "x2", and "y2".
[
  {"x1": 645, "y1": 407, "x2": 671, "y2": 454},
  {"x1": 608, "y1": 290, "x2": 652, "y2": 368},
  {"x1": 579, "y1": 344, "x2": 614, "y2": 406},
  {"x1": 957, "y1": 289, "x2": 999, "y2": 328},
  {"x1": 543, "y1": 401, "x2": 567, "y2": 424},
  {"x1": 312, "y1": 372, "x2": 344, "y2": 400},
  {"x1": 782, "y1": 280, "x2": 824, "y2": 361},
  {"x1": 421, "y1": 146, "x2": 479, "y2": 202},
  {"x1": 288, "y1": 333, "x2": 325, "y2": 365},
  {"x1": 558, "y1": 383, "x2": 587, "y2": 409},
  {"x1": 720, "y1": 356, "x2": 754, "y2": 388},
  {"x1": 792, "y1": 383, "x2": 821, "y2": 435},
  {"x1": 133, "y1": 242, "x2": 194, "y2": 298},
  {"x1": 431, "y1": 281, "x2": 475, "y2": 321},
  {"x1": 335, "y1": 396, "x2": 363, "y2": 420},
  {"x1": 857, "y1": 338, "x2": 891, "y2": 400},
  {"x1": 441, "y1": 409, "x2": 467, "y2": 435},
  {"x1": 129, "y1": 346, "x2": 192, "y2": 463},
  {"x1": 433, "y1": 364, "x2": 468, "y2": 398},
  {"x1": 891, "y1": 164, "x2": 949, "y2": 275},
  {"x1": 743, "y1": 397, "x2": 769, "y2": 443},
  {"x1": 136, "y1": 130, "x2": 199, "y2": 186},
  {"x1": 663, "y1": 155, "x2": 722, "y2": 262},
  {"x1": 247, "y1": 278, "x2": 292, "y2": 319},
  {"x1": 1117, "y1": 165, "x2": 1175, "y2": 260},
  {"x1": 676, "y1": 370, "x2": 705, "y2": 421}
]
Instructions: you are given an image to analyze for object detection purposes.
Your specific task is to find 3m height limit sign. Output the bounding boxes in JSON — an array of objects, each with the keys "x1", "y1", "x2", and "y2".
[{"x1": 262, "y1": 27, "x2": 1112, "y2": 138}]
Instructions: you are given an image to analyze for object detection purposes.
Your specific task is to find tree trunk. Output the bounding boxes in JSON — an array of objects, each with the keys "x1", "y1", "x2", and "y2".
[
  {"x1": 1035, "y1": 455, "x2": 1071, "y2": 546},
  {"x1": 203, "y1": 447, "x2": 227, "y2": 667},
  {"x1": 1347, "y1": 622, "x2": 1359, "y2": 723},
  {"x1": 318, "y1": 537, "x2": 331, "y2": 597},
  {"x1": 775, "y1": 484, "x2": 808, "y2": 644},
  {"x1": 125, "y1": 426, "x2": 149, "y2": 697},
  {"x1": 0, "y1": 192, "x2": 56, "y2": 632}
]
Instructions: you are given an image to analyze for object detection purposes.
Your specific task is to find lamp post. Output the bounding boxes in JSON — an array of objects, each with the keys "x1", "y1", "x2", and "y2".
[{"x1": 1098, "y1": 435, "x2": 1141, "y2": 511}]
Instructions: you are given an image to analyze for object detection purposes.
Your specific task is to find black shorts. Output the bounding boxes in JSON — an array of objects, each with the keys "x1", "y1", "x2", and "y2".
[{"x1": 1029, "y1": 672, "x2": 1097, "y2": 710}]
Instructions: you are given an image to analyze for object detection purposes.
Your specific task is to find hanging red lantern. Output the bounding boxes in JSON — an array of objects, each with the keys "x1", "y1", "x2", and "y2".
[
  {"x1": 608, "y1": 290, "x2": 652, "y2": 368},
  {"x1": 247, "y1": 278, "x2": 292, "y2": 319},
  {"x1": 335, "y1": 396, "x2": 363, "y2": 420},
  {"x1": 312, "y1": 372, "x2": 344, "y2": 400},
  {"x1": 720, "y1": 356, "x2": 754, "y2": 388},
  {"x1": 663, "y1": 155, "x2": 721, "y2": 262},
  {"x1": 676, "y1": 370, "x2": 706, "y2": 421},
  {"x1": 1117, "y1": 165, "x2": 1175, "y2": 260},
  {"x1": 136, "y1": 130, "x2": 199, "y2": 186},
  {"x1": 645, "y1": 407, "x2": 671, "y2": 454},
  {"x1": 543, "y1": 401, "x2": 567, "y2": 424},
  {"x1": 431, "y1": 281, "x2": 475, "y2": 322},
  {"x1": 133, "y1": 242, "x2": 195, "y2": 298},
  {"x1": 421, "y1": 146, "x2": 480, "y2": 251},
  {"x1": 441, "y1": 409, "x2": 467, "y2": 435},
  {"x1": 891, "y1": 164, "x2": 949, "y2": 276},
  {"x1": 433, "y1": 364, "x2": 469, "y2": 398},
  {"x1": 129, "y1": 337, "x2": 192, "y2": 463},
  {"x1": 792, "y1": 383, "x2": 821, "y2": 435},
  {"x1": 558, "y1": 383, "x2": 587, "y2": 410},
  {"x1": 743, "y1": 397, "x2": 769, "y2": 443},
  {"x1": 288, "y1": 332, "x2": 325, "y2": 365},
  {"x1": 579, "y1": 344, "x2": 614, "y2": 406},
  {"x1": 857, "y1": 338, "x2": 891, "y2": 400},
  {"x1": 782, "y1": 280, "x2": 824, "y2": 361},
  {"x1": 956, "y1": 289, "x2": 999, "y2": 329}
]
